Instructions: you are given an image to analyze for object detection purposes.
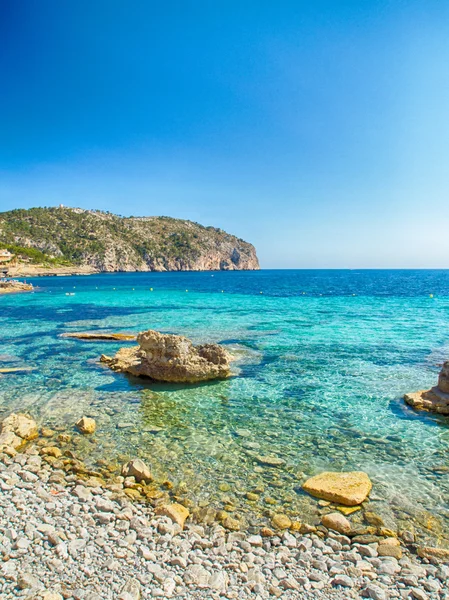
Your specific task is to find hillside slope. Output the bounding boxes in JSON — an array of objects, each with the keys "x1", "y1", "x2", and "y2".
[{"x1": 0, "y1": 207, "x2": 259, "y2": 272}]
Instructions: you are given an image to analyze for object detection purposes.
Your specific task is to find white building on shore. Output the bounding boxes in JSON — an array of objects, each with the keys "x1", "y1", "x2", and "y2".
[{"x1": 0, "y1": 249, "x2": 13, "y2": 263}]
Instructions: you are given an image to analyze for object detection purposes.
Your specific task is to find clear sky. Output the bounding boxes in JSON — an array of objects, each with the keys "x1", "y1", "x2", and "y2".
[{"x1": 1, "y1": 1, "x2": 448, "y2": 268}]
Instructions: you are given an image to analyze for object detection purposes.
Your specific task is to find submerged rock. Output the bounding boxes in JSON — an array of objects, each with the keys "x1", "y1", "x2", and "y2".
[
  {"x1": 61, "y1": 332, "x2": 136, "y2": 341},
  {"x1": 256, "y1": 455, "x2": 285, "y2": 467},
  {"x1": 0, "y1": 366, "x2": 35, "y2": 374},
  {"x1": 102, "y1": 329, "x2": 233, "y2": 383},
  {"x1": 75, "y1": 416, "x2": 96, "y2": 434},
  {"x1": 271, "y1": 514, "x2": 292, "y2": 530},
  {"x1": 302, "y1": 471, "x2": 372, "y2": 506},
  {"x1": 405, "y1": 362, "x2": 449, "y2": 415}
]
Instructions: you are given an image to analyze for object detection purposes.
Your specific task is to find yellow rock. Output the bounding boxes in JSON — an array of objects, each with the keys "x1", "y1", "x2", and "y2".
[
  {"x1": 40, "y1": 447, "x2": 63, "y2": 458},
  {"x1": 378, "y1": 539, "x2": 402, "y2": 559},
  {"x1": 337, "y1": 506, "x2": 361, "y2": 516},
  {"x1": 0, "y1": 367, "x2": 35, "y2": 373},
  {"x1": 264, "y1": 497, "x2": 277, "y2": 505},
  {"x1": 290, "y1": 521, "x2": 302, "y2": 531},
  {"x1": 246, "y1": 492, "x2": 259, "y2": 501},
  {"x1": 76, "y1": 416, "x2": 96, "y2": 434},
  {"x1": 379, "y1": 527, "x2": 397, "y2": 538},
  {"x1": 41, "y1": 428, "x2": 56, "y2": 438},
  {"x1": 379, "y1": 537, "x2": 400, "y2": 547},
  {"x1": 155, "y1": 503, "x2": 190, "y2": 529},
  {"x1": 417, "y1": 546, "x2": 449, "y2": 562},
  {"x1": 124, "y1": 488, "x2": 142, "y2": 500},
  {"x1": 144, "y1": 489, "x2": 165, "y2": 500},
  {"x1": 215, "y1": 510, "x2": 229, "y2": 522},
  {"x1": 261, "y1": 526, "x2": 274, "y2": 537},
  {"x1": 302, "y1": 471, "x2": 372, "y2": 506},
  {"x1": 222, "y1": 516, "x2": 240, "y2": 531},
  {"x1": 364, "y1": 511, "x2": 384, "y2": 526},
  {"x1": 271, "y1": 514, "x2": 292, "y2": 530}
]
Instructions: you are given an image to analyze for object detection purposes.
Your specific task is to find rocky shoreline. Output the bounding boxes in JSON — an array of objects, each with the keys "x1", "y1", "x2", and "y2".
[
  {"x1": 5, "y1": 264, "x2": 96, "y2": 278},
  {"x1": 0, "y1": 279, "x2": 34, "y2": 294},
  {"x1": 0, "y1": 414, "x2": 448, "y2": 599}
]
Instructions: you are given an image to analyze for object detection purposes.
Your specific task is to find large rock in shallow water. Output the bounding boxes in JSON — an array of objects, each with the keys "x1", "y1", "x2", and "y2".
[
  {"x1": 404, "y1": 388, "x2": 449, "y2": 415},
  {"x1": 103, "y1": 329, "x2": 233, "y2": 383},
  {"x1": 302, "y1": 471, "x2": 372, "y2": 506},
  {"x1": 404, "y1": 361, "x2": 449, "y2": 414}
]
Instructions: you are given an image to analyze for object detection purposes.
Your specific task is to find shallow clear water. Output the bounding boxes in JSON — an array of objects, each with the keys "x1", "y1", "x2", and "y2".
[{"x1": 2, "y1": 270, "x2": 449, "y2": 542}]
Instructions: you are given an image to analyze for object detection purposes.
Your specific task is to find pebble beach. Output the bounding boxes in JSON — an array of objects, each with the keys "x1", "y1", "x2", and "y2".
[{"x1": 1, "y1": 436, "x2": 448, "y2": 600}]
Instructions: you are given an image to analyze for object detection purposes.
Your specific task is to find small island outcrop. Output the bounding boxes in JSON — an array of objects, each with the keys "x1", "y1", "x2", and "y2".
[
  {"x1": 0, "y1": 279, "x2": 34, "y2": 294},
  {"x1": 404, "y1": 361, "x2": 449, "y2": 414},
  {"x1": 101, "y1": 329, "x2": 233, "y2": 383}
]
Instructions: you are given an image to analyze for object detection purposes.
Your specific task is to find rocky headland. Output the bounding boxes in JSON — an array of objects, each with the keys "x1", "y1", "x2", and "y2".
[
  {"x1": 0, "y1": 412, "x2": 448, "y2": 600},
  {"x1": 101, "y1": 329, "x2": 233, "y2": 383},
  {"x1": 404, "y1": 363, "x2": 449, "y2": 415},
  {"x1": 0, "y1": 207, "x2": 260, "y2": 274}
]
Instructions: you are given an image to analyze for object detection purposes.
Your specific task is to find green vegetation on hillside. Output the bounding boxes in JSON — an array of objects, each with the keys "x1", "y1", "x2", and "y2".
[
  {"x1": 0, "y1": 207, "x2": 259, "y2": 271},
  {"x1": 1, "y1": 243, "x2": 71, "y2": 266}
]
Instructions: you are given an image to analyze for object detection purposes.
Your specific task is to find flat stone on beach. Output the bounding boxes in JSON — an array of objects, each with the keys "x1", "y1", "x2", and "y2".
[{"x1": 302, "y1": 471, "x2": 372, "y2": 506}]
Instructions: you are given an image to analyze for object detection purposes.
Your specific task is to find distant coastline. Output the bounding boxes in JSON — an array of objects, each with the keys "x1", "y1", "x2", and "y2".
[{"x1": 0, "y1": 207, "x2": 260, "y2": 274}]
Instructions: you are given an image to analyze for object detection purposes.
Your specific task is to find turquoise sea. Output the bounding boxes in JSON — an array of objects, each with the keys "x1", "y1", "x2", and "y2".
[{"x1": 1, "y1": 270, "x2": 449, "y2": 543}]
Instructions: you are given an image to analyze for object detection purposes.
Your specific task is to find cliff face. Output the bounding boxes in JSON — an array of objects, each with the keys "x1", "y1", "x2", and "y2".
[{"x1": 0, "y1": 207, "x2": 259, "y2": 272}]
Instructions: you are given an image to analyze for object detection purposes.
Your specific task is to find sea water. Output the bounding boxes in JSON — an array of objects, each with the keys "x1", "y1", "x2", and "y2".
[{"x1": 1, "y1": 270, "x2": 449, "y2": 543}]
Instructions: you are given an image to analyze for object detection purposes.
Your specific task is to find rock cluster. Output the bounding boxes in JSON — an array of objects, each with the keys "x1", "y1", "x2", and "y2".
[
  {"x1": 404, "y1": 362, "x2": 449, "y2": 415},
  {"x1": 102, "y1": 329, "x2": 233, "y2": 383}
]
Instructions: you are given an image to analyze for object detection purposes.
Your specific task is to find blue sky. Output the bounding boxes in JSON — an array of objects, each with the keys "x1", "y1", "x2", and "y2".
[{"x1": 1, "y1": 1, "x2": 448, "y2": 268}]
